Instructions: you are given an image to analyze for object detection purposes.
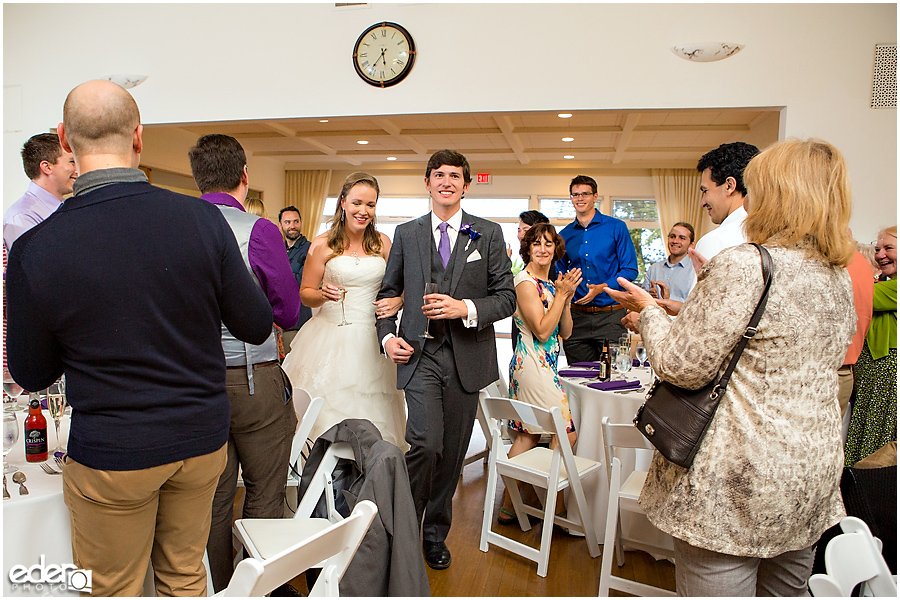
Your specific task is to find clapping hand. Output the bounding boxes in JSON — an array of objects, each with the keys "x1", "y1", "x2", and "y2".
[
  {"x1": 604, "y1": 277, "x2": 656, "y2": 313},
  {"x1": 689, "y1": 248, "x2": 708, "y2": 274},
  {"x1": 574, "y1": 282, "x2": 608, "y2": 305},
  {"x1": 554, "y1": 268, "x2": 583, "y2": 301},
  {"x1": 649, "y1": 280, "x2": 670, "y2": 300}
]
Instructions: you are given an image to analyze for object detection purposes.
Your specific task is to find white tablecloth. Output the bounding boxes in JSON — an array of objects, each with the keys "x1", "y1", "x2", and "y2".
[
  {"x1": 562, "y1": 369, "x2": 674, "y2": 554},
  {"x1": 3, "y1": 409, "x2": 77, "y2": 597}
]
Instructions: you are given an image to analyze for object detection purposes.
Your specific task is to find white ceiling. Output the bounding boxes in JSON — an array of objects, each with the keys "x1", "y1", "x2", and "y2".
[{"x1": 145, "y1": 106, "x2": 782, "y2": 176}]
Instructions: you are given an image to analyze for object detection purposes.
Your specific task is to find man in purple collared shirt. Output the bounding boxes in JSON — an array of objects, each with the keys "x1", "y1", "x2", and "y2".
[
  {"x1": 3, "y1": 132, "x2": 78, "y2": 251},
  {"x1": 189, "y1": 134, "x2": 301, "y2": 592}
]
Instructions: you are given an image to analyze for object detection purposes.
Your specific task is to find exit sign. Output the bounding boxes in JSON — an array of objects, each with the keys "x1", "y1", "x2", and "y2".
[{"x1": 476, "y1": 173, "x2": 491, "y2": 184}]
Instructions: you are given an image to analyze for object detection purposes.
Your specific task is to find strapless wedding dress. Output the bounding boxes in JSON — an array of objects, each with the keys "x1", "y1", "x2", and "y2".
[{"x1": 282, "y1": 255, "x2": 407, "y2": 450}]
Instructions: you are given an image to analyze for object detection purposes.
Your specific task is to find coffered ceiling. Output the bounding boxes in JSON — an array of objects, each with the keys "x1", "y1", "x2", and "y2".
[{"x1": 145, "y1": 106, "x2": 781, "y2": 176}]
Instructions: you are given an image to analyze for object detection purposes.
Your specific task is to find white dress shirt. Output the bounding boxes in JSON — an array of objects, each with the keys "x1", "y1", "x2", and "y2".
[{"x1": 695, "y1": 205, "x2": 747, "y2": 261}]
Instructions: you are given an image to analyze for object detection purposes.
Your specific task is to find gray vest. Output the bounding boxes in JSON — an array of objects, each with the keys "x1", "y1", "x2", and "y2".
[
  {"x1": 424, "y1": 236, "x2": 454, "y2": 352},
  {"x1": 217, "y1": 205, "x2": 278, "y2": 393}
]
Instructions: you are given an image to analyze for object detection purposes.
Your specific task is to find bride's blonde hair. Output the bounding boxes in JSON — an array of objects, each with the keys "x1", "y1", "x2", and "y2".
[{"x1": 326, "y1": 172, "x2": 383, "y2": 261}]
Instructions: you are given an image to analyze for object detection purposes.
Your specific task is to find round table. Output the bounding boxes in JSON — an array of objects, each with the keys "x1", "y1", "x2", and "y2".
[{"x1": 3, "y1": 408, "x2": 76, "y2": 597}]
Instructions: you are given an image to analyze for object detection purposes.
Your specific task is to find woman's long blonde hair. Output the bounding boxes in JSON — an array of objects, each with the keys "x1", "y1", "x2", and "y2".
[
  {"x1": 743, "y1": 138, "x2": 855, "y2": 266},
  {"x1": 326, "y1": 172, "x2": 383, "y2": 261}
]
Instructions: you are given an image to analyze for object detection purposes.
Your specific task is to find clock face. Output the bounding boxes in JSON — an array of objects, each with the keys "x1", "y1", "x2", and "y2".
[{"x1": 353, "y1": 22, "x2": 416, "y2": 88}]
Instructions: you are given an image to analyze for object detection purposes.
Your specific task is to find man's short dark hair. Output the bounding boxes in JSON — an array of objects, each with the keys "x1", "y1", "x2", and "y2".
[
  {"x1": 426, "y1": 149, "x2": 471, "y2": 184},
  {"x1": 671, "y1": 221, "x2": 696, "y2": 243},
  {"x1": 696, "y1": 142, "x2": 760, "y2": 197},
  {"x1": 519, "y1": 210, "x2": 550, "y2": 227},
  {"x1": 21, "y1": 133, "x2": 63, "y2": 180},
  {"x1": 569, "y1": 175, "x2": 598, "y2": 195},
  {"x1": 278, "y1": 206, "x2": 301, "y2": 222},
  {"x1": 188, "y1": 134, "x2": 247, "y2": 194}
]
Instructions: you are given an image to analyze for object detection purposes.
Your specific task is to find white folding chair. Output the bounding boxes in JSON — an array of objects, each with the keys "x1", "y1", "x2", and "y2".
[
  {"x1": 465, "y1": 374, "x2": 511, "y2": 468},
  {"x1": 215, "y1": 499, "x2": 377, "y2": 597},
  {"x1": 809, "y1": 516, "x2": 897, "y2": 597},
  {"x1": 598, "y1": 417, "x2": 675, "y2": 597},
  {"x1": 236, "y1": 388, "x2": 324, "y2": 491},
  {"x1": 233, "y1": 441, "x2": 356, "y2": 564},
  {"x1": 479, "y1": 395, "x2": 602, "y2": 577}
]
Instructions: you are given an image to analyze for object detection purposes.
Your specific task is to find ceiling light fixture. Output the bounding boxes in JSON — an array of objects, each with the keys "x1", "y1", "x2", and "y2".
[
  {"x1": 386, "y1": 156, "x2": 397, "y2": 161},
  {"x1": 103, "y1": 74, "x2": 148, "y2": 89},
  {"x1": 319, "y1": 119, "x2": 329, "y2": 123},
  {"x1": 671, "y1": 42, "x2": 744, "y2": 62},
  {"x1": 562, "y1": 137, "x2": 574, "y2": 142},
  {"x1": 558, "y1": 113, "x2": 573, "y2": 119},
  {"x1": 564, "y1": 155, "x2": 575, "y2": 160},
  {"x1": 357, "y1": 140, "x2": 369, "y2": 145}
]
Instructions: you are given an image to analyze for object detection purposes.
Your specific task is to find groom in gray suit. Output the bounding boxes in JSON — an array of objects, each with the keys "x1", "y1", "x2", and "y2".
[{"x1": 376, "y1": 149, "x2": 516, "y2": 569}]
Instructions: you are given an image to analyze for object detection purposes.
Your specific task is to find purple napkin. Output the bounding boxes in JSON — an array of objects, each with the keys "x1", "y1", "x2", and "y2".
[
  {"x1": 40, "y1": 398, "x2": 48, "y2": 410},
  {"x1": 587, "y1": 379, "x2": 641, "y2": 392},
  {"x1": 559, "y1": 369, "x2": 599, "y2": 378},
  {"x1": 570, "y1": 361, "x2": 602, "y2": 368}
]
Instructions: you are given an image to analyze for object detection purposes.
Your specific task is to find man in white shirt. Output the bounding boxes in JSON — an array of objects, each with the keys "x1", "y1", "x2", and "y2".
[
  {"x1": 694, "y1": 142, "x2": 759, "y2": 262},
  {"x1": 3, "y1": 133, "x2": 77, "y2": 250}
]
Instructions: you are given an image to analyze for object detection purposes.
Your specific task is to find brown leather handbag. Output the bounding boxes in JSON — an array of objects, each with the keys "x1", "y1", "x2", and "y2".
[{"x1": 633, "y1": 243, "x2": 773, "y2": 468}]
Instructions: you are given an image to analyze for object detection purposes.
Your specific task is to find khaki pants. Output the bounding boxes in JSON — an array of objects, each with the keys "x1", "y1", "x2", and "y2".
[{"x1": 63, "y1": 445, "x2": 227, "y2": 597}]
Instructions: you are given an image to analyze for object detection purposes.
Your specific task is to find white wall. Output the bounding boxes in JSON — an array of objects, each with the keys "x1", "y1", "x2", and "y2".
[{"x1": 4, "y1": 3, "x2": 896, "y2": 240}]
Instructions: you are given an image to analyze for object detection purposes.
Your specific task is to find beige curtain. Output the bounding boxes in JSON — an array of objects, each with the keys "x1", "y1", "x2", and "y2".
[
  {"x1": 284, "y1": 170, "x2": 332, "y2": 239},
  {"x1": 651, "y1": 169, "x2": 711, "y2": 241}
]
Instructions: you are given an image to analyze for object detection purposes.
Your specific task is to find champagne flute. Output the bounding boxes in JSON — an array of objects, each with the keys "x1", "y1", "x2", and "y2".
[
  {"x1": 635, "y1": 341, "x2": 648, "y2": 368},
  {"x1": 333, "y1": 272, "x2": 350, "y2": 327},
  {"x1": 609, "y1": 344, "x2": 618, "y2": 370},
  {"x1": 3, "y1": 410, "x2": 18, "y2": 474},
  {"x1": 46, "y1": 380, "x2": 67, "y2": 453},
  {"x1": 420, "y1": 283, "x2": 438, "y2": 339}
]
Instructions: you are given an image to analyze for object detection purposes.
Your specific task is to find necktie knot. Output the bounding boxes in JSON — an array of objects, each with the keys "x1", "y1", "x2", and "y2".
[{"x1": 437, "y1": 222, "x2": 451, "y2": 268}]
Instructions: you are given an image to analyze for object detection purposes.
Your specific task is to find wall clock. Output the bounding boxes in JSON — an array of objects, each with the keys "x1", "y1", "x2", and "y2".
[{"x1": 352, "y1": 22, "x2": 416, "y2": 88}]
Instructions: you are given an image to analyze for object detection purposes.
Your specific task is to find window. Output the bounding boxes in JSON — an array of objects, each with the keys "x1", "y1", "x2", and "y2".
[{"x1": 611, "y1": 198, "x2": 665, "y2": 283}]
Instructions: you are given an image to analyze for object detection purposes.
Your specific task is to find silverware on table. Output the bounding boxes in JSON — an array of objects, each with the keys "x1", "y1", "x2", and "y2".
[
  {"x1": 12, "y1": 471, "x2": 28, "y2": 495},
  {"x1": 40, "y1": 462, "x2": 62, "y2": 475},
  {"x1": 2, "y1": 474, "x2": 9, "y2": 499},
  {"x1": 54, "y1": 455, "x2": 66, "y2": 470}
]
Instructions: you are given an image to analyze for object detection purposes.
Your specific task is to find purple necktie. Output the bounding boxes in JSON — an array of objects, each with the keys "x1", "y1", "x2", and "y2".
[{"x1": 438, "y1": 222, "x2": 451, "y2": 268}]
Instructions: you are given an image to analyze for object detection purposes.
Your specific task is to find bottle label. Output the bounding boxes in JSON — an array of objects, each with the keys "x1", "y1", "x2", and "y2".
[
  {"x1": 24, "y1": 428, "x2": 47, "y2": 455},
  {"x1": 598, "y1": 362, "x2": 609, "y2": 381}
]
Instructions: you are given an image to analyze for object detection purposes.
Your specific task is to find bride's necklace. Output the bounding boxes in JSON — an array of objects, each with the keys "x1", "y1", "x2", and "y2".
[{"x1": 351, "y1": 252, "x2": 360, "y2": 265}]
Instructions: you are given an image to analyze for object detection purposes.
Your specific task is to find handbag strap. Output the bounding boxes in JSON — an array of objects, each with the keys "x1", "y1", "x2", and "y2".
[{"x1": 708, "y1": 243, "x2": 774, "y2": 400}]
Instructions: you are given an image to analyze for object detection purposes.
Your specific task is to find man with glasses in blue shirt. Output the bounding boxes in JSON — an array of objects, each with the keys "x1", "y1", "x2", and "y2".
[{"x1": 556, "y1": 175, "x2": 638, "y2": 364}]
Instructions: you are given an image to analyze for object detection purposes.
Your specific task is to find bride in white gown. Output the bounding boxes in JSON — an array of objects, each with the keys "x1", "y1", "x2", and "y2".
[{"x1": 282, "y1": 173, "x2": 407, "y2": 449}]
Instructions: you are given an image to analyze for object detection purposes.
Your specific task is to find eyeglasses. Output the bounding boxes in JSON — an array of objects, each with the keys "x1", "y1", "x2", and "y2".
[{"x1": 570, "y1": 192, "x2": 596, "y2": 199}]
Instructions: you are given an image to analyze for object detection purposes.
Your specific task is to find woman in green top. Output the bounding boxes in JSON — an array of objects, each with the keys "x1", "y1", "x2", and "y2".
[{"x1": 845, "y1": 225, "x2": 897, "y2": 465}]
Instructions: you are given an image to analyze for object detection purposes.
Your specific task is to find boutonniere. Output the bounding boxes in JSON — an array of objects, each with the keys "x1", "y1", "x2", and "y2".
[{"x1": 459, "y1": 222, "x2": 481, "y2": 251}]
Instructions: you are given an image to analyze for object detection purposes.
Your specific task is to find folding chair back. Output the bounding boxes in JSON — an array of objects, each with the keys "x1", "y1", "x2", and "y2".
[
  {"x1": 809, "y1": 516, "x2": 897, "y2": 597},
  {"x1": 219, "y1": 500, "x2": 377, "y2": 597}
]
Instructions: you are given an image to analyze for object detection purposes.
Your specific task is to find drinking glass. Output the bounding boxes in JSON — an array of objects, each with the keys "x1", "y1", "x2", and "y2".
[
  {"x1": 420, "y1": 283, "x2": 439, "y2": 339},
  {"x1": 635, "y1": 341, "x2": 648, "y2": 367},
  {"x1": 616, "y1": 350, "x2": 632, "y2": 375},
  {"x1": 3, "y1": 410, "x2": 18, "y2": 474},
  {"x1": 46, "y1": 380, "x2": 67, "y2": 453},
  {"x1": 609, "y1": 345, "x2": 618, "y2": 370},
  {"x1": 3, "y1": 369, "x2": 26, "y2": 413}
]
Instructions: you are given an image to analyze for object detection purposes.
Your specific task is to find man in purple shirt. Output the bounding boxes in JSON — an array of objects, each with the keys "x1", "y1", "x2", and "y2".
[
  {"x1": 3, "y1": 132, "x2": 78, "y2": 250},
  {"x1": 188, "y1": 134, "x2": 301, "y2": 592}
]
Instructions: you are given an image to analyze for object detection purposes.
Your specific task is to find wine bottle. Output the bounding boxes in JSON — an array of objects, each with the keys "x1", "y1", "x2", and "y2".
[
  {"x1": 24, "y1": 394, "x2": 48, "y2": 463},
  {"x1": 598, "y1": 338, "x2": 611, "y2": 382}
]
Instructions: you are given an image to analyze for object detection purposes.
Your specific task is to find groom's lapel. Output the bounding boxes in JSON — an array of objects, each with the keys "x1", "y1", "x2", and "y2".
[
  {"x1": 449, "y1": 211, "x2": 473, "y2": 296},
  {"x1": 414, "y1": 214, "x2": 431, "y2": 285}
]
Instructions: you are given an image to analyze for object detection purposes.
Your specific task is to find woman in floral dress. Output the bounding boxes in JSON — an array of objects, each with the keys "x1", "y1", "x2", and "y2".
[{"x1": 497, "y1": 223, "x2": 582, "y2": 524}]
